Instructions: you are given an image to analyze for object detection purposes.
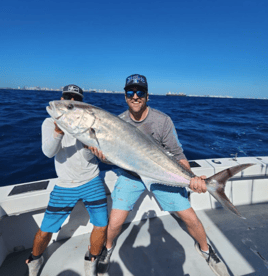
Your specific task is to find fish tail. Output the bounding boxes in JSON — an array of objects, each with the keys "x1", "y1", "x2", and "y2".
[{"x1": 205, "y1": 163, "x2": 255, "y2": 219}]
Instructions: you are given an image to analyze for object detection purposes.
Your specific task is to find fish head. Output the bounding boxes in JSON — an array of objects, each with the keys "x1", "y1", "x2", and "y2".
[{"x1": 46, "y1": 100, "x2": 96, "y2": 136}]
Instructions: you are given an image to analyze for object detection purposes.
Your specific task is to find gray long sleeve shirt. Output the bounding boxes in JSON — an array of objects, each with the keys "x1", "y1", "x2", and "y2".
[
  {"x1": 119, "y1": 107, "x2": 186, "y2": 162},
  {"x1": 42, "y1": 117, "x2": 99, "y2": 187}
]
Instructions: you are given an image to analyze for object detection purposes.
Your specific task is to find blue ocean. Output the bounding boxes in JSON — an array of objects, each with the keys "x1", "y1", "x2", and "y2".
[{"x1": 1, "y1": 89, "x2": 268, "y2": 187}]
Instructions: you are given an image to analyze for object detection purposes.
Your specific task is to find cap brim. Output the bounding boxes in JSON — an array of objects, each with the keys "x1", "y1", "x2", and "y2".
[
  {"x1": 62, "y1": 91, "x2": 84, "y2": 98},
  {"x1": 124, "y1": 84, "x2": 147, "y2": 91}
]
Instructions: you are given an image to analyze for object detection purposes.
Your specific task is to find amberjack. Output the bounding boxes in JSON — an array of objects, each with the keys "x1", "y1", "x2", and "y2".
[{"x1": 47, "y1": 100, "x2": 255, "y2": 219}]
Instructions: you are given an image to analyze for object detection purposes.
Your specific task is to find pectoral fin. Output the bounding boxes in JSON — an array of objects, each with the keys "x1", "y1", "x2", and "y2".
[
  {"x1": 89, "y1": 127, "x2": 97, "y2": 139},
  {"x1": 85, "y1": 128, "x2": 100, "y2": 148}
]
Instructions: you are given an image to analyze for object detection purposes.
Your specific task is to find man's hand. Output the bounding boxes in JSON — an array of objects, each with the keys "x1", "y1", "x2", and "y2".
[
  {"x1": 189, "y1": 175, "x2": 207, "y2": 193},
  {"x1": 54, "y1": 122, "x2": 64, "y2": 135},
  {"x1": 85, "y1": 146, "x2": 106, "y2": 161}
]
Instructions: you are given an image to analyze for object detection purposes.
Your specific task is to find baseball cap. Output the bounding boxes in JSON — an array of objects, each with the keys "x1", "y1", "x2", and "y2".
[
  {"x1": 124, "y1": 74, "x2": 148, "y2": 91},
  {"x1": 62, "y1": 84, "x2": 84, "y2": 99}
]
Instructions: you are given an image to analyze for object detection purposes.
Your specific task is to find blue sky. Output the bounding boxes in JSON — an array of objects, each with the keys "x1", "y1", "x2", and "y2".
[{"x1": 0, "y1": 0, "x2": 267, "y2": 97}]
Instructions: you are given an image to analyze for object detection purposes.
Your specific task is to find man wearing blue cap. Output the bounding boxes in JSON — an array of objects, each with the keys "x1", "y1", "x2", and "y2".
[{"x1": 91, "y1": 75, "x2": 229, "y2": 276}]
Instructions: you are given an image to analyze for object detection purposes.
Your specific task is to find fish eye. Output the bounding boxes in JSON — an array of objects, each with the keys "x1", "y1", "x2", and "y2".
[{"x1": 67, "y1": 104, "x2": 74, "y2": 110}]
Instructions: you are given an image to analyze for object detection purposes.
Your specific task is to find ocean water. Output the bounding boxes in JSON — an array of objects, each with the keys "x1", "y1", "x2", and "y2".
[{"x1": 1, "y1": 89, "x2": 268, "y2": 187}]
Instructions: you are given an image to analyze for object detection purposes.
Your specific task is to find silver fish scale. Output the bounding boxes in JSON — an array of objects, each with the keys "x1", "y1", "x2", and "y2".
[
  {"x1": 49, "y1": 101, "x2": 192, "y2": 187},
  {"x1": 90, "y1": 109, "x2": 192, "y2": 186}
]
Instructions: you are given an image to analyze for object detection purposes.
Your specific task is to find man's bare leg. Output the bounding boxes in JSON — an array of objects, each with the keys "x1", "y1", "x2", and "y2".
[
  {"x1": 176, "y1": 207, "x2": 209, "y2": 251},
  {"x1": 25, "y1": 229, "x2": 52, "y2": 263},
  {"x1": 84, "y1": 225, "x2": 107, "y2": 276},
  {"x1": 177, "y1": 208, "x2": 230, "y2": 275},
  {"x1": 89, "y1": 225, "x2": 107, "y2": 260},
  {"x1": 97, "y1": 209, "x2": 129, "y2": 273},
  {"x1": 106, "y1": 209, "x2": 129, "y2": 249}
]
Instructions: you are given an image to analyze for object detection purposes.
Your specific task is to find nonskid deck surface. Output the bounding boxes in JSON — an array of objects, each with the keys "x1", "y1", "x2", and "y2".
[{"x1": 1, "y1": 203, "x2": 267, "y2": 276}]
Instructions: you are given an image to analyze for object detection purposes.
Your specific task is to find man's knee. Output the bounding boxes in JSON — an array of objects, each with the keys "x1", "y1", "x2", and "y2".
[
  {"x1": 92, "y1": 225, "x2": 107, "y2": 233},
  {"x1": 176, "y1": 208, "x2": 200, "y2": 225},
  {"x1": 108, "y1": 209, "x2": 129, "y2": 230},
  {"x1": 36, "y1": 229, "x2": 52, "y2": 239}
]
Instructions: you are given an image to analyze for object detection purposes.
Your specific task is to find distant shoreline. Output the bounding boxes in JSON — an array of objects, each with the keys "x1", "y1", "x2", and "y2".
[
  {"x1": 0, "y1": 87, "x2": 125, "y2": 94},
  {"x1": 0, "y1": 87, "x2": 267, "y2": 100}
]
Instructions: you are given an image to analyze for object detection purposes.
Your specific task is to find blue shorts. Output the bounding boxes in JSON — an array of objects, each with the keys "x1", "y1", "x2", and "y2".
[
  {"x1": 41, "y1": 176, "x2": 108, "y2": 233},
  {"x1": 111, "y1": 170, "x2": 191, "y2": 212}
]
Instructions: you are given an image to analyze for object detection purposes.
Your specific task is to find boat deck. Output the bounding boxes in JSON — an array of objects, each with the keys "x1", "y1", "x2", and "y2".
[{"x1": 0, "y1": 203, "x2": 267, "y2": 276}]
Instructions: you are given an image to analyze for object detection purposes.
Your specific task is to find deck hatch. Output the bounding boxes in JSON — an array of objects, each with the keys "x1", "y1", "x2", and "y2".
[
  {"x1": 8, "y1": 181, "x2": 49, "y2": 196},
  {"x1": 189, "y1": 161, "x2": 201, "y2": 168}
]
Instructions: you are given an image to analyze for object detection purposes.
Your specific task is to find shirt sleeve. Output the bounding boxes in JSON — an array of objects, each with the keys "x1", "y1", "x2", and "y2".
[
  {"x1": 41, "y1": 118, "x2": 63, "y2": 158},
  {"x1": 161, "y1": 116, "x2": 186, "y2": 162},
  {"x1": 81, "y1": 146, "x2": 97, "y2": 162}
]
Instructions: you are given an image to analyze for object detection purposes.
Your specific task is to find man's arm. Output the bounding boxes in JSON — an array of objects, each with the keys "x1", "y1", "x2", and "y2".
[
  {"x1": 161, "y1": 118, "x2": 207, "y2": 193},
  {"x1": 42, "y1": 119, "x2": 64, "y2": 158},
  {"x1": 161, "y1": 116, "x2": 186, "y2": 161},
  {"x1": 179, "y1": 158, "x2": 193, "y2": 174},
  {"x1": 81, "y1": 146, "x2": 98, "y2": 162},
  {"x1": 85, "y1": 146, "x2": 114, "y2": 165},
  {"x1": 179, "y1": 159, "x2": 207, "y2": 193}
]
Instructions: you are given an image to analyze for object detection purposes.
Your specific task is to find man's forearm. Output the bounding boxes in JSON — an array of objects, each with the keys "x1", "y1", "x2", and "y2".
[
  {"x1": 42, "y1": 120, "x2": 63, "y2": 158},
  {"x1": 179, "y1": 159, "x2": 195, "y2": 176}
]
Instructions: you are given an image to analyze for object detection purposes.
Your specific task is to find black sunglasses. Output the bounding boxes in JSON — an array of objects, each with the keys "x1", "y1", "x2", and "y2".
[
  {"x1": 125, "y1": 90, "x2": 147, "y2": 98},
  {"x1": 63, "y1": 93, "x2": 83, "y2": 101}
]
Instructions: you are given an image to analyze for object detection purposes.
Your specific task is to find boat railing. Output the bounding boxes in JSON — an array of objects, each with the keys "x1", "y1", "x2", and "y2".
[{"x1": 0, "y1": 156, "x2": 267, "y2": 267}]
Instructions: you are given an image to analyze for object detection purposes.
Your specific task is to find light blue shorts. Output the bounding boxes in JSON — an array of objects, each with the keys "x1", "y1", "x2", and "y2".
[
  {"x1": 41, "y1": 176, "x2": 108, "y2": 233},
  {"x1": 111, "y1": 170, "x2": 191, "y2": 212}
]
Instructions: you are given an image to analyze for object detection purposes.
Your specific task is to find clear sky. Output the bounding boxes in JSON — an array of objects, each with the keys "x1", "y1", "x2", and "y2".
[{"x1": 0, "y1": 0, "x2": 267, "y2": 97}]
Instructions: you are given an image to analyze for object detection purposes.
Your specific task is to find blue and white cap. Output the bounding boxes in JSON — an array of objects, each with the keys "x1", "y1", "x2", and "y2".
[
  {"x1": 62, "y1": 84, "x2": 84, "y2": 98},
  {"x1": 124, "y1": 74, "x2": 148, "y2": 91}
]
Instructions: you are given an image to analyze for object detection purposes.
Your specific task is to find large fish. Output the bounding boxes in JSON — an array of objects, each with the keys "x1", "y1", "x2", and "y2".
[{"x1": 46, "y1": 100, "x2": 254, "y2": 218}]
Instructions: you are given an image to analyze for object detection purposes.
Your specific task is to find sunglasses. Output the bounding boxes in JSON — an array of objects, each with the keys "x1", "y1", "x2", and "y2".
[
  {"x1": 63, "y1": 93, "x2": 82, "y2": 101},
  {"x1": 125, "y1": 90, "x2": 147, "y2": 98}
]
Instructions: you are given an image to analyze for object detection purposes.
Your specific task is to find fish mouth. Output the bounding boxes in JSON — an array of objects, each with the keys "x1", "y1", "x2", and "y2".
[
  {"x1": 46, "y1": 102, "x2": 64, "y2": 120},
  {"x1": 55, "y1": 113, "x2": 63, "y2": 120},
  {"x1": 46, "y1": 105, "x2": 54, "y2": 118}
]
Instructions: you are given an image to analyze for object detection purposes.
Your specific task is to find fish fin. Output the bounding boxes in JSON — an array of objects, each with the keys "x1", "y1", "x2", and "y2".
[
  {"x1": 75, "y1": 128, "x2": 99, "y2": 149},
  {"x1": 89, "y1": 128, "x2": 100, "y2": 147},
  {"x1": 140, "y1": 175, "x2": 160, "y2": 190},
  {"x1": 206, "y1": 163, "x2": 255, "y2": 219},
  {"x1": 140, "y1": 175, "x2": 183, "y2": 190}
]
